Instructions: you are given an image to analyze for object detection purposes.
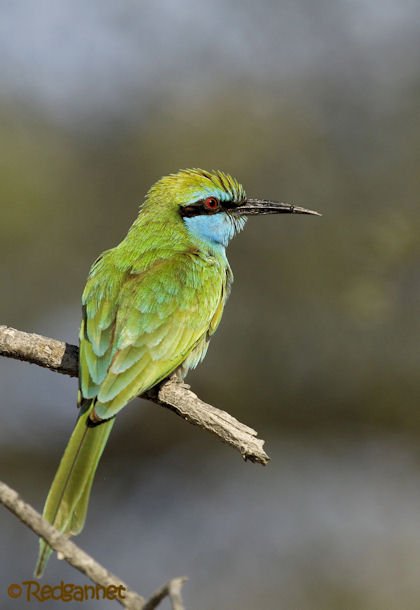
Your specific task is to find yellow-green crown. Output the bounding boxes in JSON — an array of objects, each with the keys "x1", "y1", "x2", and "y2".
[{"x1": 144, "y1": 168, "x2": 246, "y2": 209}]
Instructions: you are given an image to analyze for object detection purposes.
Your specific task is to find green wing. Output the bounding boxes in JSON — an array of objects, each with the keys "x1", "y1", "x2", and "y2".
[
  {"x1": 36, "y1": 248, "x2": 230, "y2": 577},
  {"x1": 80, "y1": 250, "x2": 228, "y2": 420},
  {"x1": 78, "y1": 250, "x2": 123, "y2": 405}
]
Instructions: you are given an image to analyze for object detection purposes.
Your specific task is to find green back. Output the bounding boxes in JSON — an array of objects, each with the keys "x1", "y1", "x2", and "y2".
[{"x1": 79, "y1": 170, "x2": 237, "y2": 420}]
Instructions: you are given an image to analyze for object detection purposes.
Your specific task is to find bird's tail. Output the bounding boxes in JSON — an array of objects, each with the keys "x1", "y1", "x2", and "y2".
[{"x1": 34, "y1": 406, "x2": 114, "y2": 578}]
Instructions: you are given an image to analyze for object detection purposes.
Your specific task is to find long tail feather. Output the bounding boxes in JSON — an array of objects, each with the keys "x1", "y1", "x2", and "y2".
[{"x1": 34, "y1": 407, "x2": 114, "y2": 578}]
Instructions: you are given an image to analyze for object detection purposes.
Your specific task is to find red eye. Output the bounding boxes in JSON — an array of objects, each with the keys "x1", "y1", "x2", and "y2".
[{"x1": 203, "y1": 197, "x2": 220, "y2": 211}]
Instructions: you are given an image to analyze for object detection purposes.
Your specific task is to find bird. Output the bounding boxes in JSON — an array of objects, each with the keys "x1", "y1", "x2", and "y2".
[{"x1": 35, "y1": 168, "x2": 320, "y2": 577}]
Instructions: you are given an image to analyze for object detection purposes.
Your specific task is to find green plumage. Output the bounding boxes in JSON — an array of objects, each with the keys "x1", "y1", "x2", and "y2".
[
  {"x1": 35, "y1": 168, "x2": 319, "y2": 577},
  {"x1": 35, "y1": 169, "x2": 237, "y2": 576},
  {"x1": 35, "y1": 411, "x2": 114, "y2": 577}
]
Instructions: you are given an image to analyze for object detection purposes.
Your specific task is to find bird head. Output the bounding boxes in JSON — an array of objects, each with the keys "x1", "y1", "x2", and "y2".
[{"x1": 143, "y1": 168, "x2": 320, "y2": 249}]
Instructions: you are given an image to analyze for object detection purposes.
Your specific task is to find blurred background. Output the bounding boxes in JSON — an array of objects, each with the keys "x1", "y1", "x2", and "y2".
[{"x1": 1, "y1": 1, "x2": 420, "y2": 608}]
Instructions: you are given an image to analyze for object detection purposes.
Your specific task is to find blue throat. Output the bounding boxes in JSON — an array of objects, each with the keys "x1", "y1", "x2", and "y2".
[{"x1": 184, "y1": 213, "x2": 246, "y2": 251}]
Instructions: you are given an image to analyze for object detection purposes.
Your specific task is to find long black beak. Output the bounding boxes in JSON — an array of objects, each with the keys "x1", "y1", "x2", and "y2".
[{"x1": 232, "y1": 199, "x2": 321, "y2": 216}]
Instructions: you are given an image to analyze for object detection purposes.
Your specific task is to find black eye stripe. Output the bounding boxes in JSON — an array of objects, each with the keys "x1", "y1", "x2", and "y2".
[
  {"x1": 180, "y1": 199, "x2": 237, "y2": 217},
  {"x1": 180, "y1": 204, "x2": 208, "y2": 218},
  {"x1": 222, "y1": 200, "x2": 238, "y2": 209}
]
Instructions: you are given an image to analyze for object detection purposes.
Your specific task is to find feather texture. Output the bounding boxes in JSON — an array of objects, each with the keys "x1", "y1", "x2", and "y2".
[{"x1": 35, "y1": 169, "x2": 245, "y2": 577}]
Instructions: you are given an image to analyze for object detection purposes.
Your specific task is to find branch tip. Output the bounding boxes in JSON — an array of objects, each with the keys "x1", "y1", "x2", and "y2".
[{"x1": 0, "y1": 325, "x2": 270, "y2": 464}]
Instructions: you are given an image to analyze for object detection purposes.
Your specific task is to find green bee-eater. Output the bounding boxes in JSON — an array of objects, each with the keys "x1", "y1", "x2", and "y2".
[{"x1": 35, "y1": 168, "x2": 319, "y2": 577}]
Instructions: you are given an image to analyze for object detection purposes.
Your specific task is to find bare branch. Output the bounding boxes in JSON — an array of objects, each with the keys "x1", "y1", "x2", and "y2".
[
  {"x1": 0, "y1": 325, "x2": 78, "y2": 376},
  {"x1": 0, "y1": 325, "x2": 269, "y2": 464},
  {"x1": 143, "y1": 577, "x2": 187, "y2": 610},
  {"x1": 0, "y1": 480, "x2": 145, "y2": 610}
]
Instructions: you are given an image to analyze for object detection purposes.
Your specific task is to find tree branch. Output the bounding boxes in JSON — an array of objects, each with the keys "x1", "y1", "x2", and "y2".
[
  {"x1": 143, "y1": 577, "x2": 187, "y2": 610},
  {"x1": 0, "y1": 480, "x2": 187, "y2": 609},
  {"x1": 0, "y1": 325, "x2": 269, "y2": 464},
  {"x1": 0, "y1": 480, "x2": 144, "y2": 609}
]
